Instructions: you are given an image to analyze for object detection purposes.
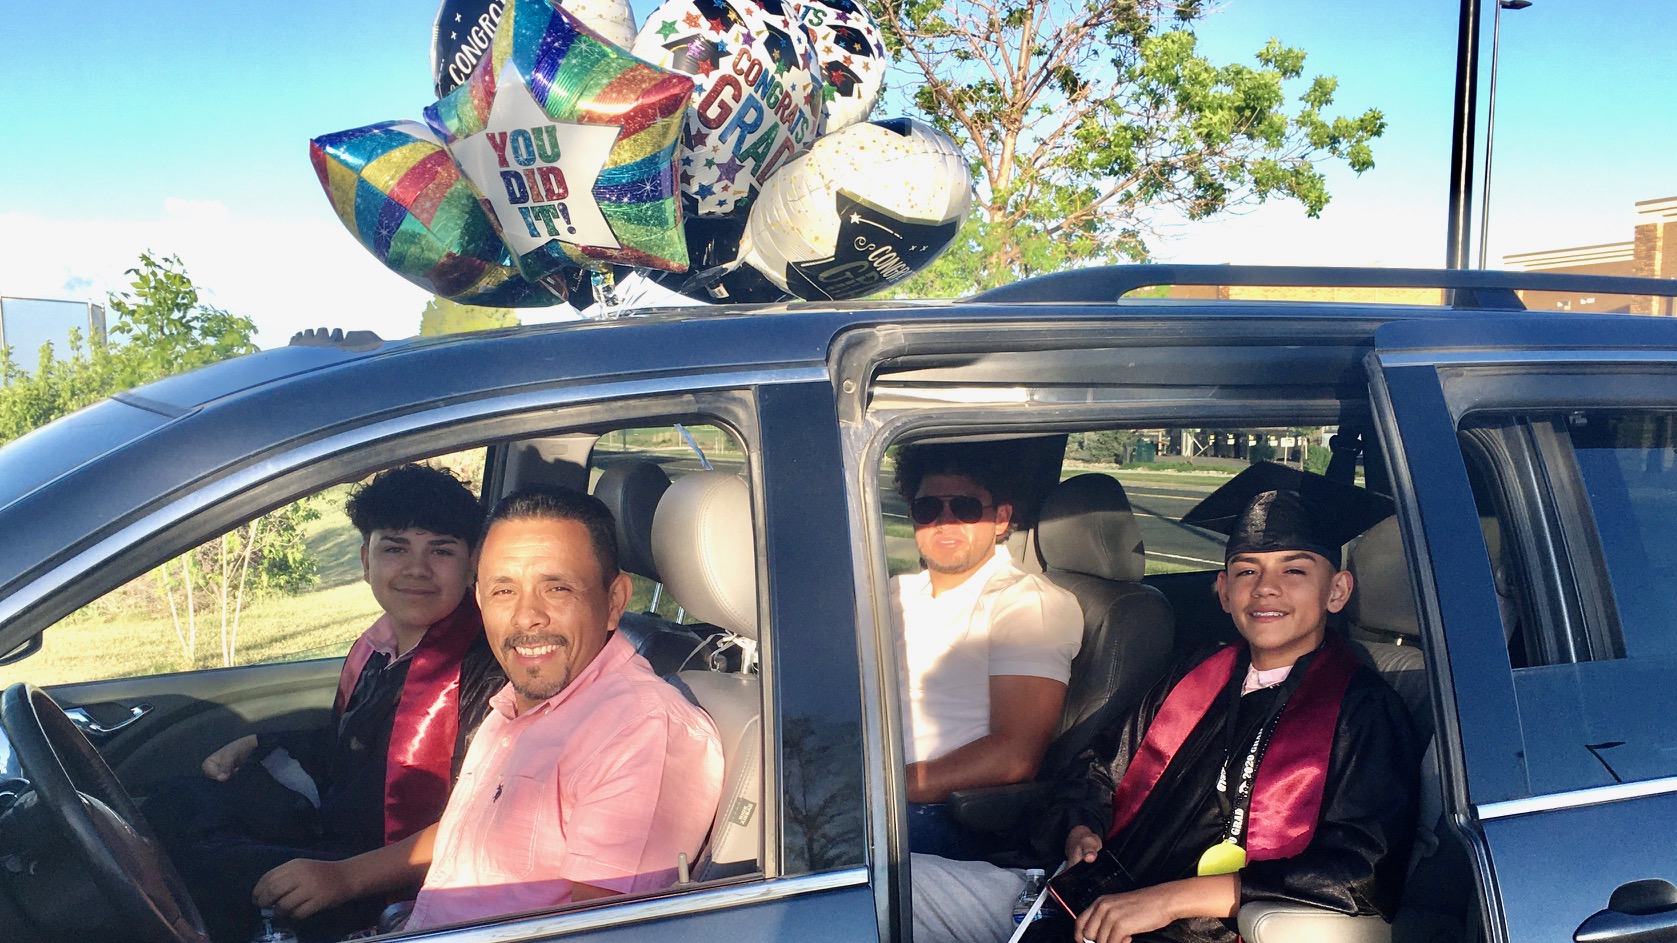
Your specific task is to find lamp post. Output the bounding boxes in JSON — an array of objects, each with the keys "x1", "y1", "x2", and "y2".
[{"x1": 1477, "y1": 0, "x2": 1533, "y2": 269}]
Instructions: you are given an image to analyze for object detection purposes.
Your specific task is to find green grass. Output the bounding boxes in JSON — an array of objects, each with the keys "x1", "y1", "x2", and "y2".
[{"x1": 0, "y1": 498, "x2": 380, "y2": 688}]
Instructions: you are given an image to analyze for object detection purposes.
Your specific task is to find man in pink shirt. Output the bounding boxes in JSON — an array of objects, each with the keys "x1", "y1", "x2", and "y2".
[{"x1": 257, "y1": 484, "x2": 723, "y2": 931}]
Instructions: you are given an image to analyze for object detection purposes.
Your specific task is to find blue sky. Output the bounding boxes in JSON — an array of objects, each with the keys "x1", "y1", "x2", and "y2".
[{"x1": 1, "y1": 0, "x2": 1670, "y2": 348}]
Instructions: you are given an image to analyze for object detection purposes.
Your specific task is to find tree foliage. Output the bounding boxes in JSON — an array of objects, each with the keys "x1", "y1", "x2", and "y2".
[
  {"x1": 871, "y1": 0, "x2": 1386, "y2": 292},
  {"x1": 419, "y1": 297, "x2": 519, "y2": 336},
  {"x1": 0, "y1": 253, "x2": 317, "y2": 660},
  {"x1": 0, "y1": 252, "x2": 257, "y2": 442}
]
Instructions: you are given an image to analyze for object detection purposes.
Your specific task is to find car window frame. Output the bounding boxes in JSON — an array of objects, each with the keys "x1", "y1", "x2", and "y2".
[{"x1": 0, "y1": 380, "x2": 852, "y2": 939}]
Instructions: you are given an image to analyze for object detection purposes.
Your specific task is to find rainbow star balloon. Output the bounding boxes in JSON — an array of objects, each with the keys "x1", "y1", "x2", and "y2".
[
  {"x1": 310, "y1": 119, "x2": 562, "y2": 307},
  {"x1": 426, "y1": 0, "x2": 695, "y2": 282}
]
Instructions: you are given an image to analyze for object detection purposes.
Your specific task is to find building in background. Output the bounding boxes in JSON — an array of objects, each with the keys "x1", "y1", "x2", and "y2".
[
  {"x1": 1504, "y1": 195, "x2": 1675, "y2": 316},
  {"x1": 0, "y1": 296, "x2": 107, "y2": 378}
]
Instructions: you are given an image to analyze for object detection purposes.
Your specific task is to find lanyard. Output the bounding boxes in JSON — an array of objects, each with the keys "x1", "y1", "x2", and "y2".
[{"x1": 1213, "y1": 673, "x2": 1296, "y2": 847}]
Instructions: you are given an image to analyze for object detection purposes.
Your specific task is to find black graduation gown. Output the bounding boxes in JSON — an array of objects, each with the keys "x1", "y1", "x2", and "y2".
[{"x1": 1029, "y1": 643, "x2": 1420, "y2": 943}]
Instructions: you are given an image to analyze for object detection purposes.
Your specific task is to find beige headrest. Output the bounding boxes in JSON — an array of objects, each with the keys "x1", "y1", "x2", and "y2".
[
  {"x1": 651, "y1": 472, "x2": 758, "y2": 639},
  {"x1": 1346, "y1": 515, "x2": 1420, "y2": 640}
]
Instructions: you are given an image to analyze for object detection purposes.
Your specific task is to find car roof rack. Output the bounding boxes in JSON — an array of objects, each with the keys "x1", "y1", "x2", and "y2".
[{"x1": 965, "y1": 264, "x2": 1677, "y2": 311}]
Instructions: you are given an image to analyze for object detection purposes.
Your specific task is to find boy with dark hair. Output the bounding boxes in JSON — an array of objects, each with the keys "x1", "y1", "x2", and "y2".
[
  {"x1": 156, "y1": 463, "x2": 504, "y2": 942},
  {"x1": 913, "y1": 463, "x2": 1420, "y2": 943}
]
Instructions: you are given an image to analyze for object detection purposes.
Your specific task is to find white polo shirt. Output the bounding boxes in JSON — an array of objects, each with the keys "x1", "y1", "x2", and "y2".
[{"x1": 891, "y1": 547, "x2": 1083, "y2": 765}]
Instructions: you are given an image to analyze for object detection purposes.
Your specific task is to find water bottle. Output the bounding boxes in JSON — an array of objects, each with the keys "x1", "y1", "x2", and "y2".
[
  {"x1": 250, "y1": 906, "x2": 299, "y2": 943},
  {"x1": 1013, "y1": 868, "x2": 1047, "y2": 926}
]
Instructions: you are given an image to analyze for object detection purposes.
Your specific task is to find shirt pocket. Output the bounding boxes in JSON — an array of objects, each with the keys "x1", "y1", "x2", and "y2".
[{"x1": 474, "y1": 772, "x2": 550, "y2": 880}]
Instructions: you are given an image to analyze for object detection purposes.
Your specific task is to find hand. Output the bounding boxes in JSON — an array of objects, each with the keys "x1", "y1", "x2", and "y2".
[
  {"x1": 201, "y1": 734, "x2": 260, "y2": 781},
  {"x1": 254, "y1": 858, "x2": 359, "y2": 921},
  {"x1": 1072, "y1": 885, "x2": 1177, "y2": 943},
  {"x1": 1065, "y1": 824, "x2": 1103, "y2": 865}
]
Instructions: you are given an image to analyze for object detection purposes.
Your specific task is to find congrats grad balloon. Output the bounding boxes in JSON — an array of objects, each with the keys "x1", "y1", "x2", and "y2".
[
  {"x1": 310, "y1": 120, "x2": 562, "y2": 307},
  {"x1": 736, "y1": 117, "x2": 972, "y2": 300},
  {"x1": 795, "y1": 0, "x2": 885, "y2": 132},
  {"x1": 426, "y1": 0, "x2": 695, "y2": 282},
  {"x1": 632, "y1": 0, "x2": 824, "y2": 216},
  {"x1": 432, "y1": 0, "x2": 638, "y2": 97}
]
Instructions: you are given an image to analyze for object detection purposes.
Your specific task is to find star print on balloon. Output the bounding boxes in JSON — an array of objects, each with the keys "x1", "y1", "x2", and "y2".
[
  {"x1": 310, "y1": 120, "x2": 562, "y2": 307},
  {"x1": 426, "y1": 0, "x2": 695, "y2": 280},
  {"x1": 632, "y1": 0, "x2": 824, "y2": 217},
  {"x1": 795, "y1": 0, "x2": 885, "y2": 132}
]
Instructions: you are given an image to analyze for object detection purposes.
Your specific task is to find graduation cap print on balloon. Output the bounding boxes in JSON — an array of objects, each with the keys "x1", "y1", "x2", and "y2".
[
  {"x1": 795, "y1": 0, "x2": 885, "y2": 132},
  {"x1": 425, "y1": 0, "x2": 695, "y2": 283},
  {"x1": 632, "y1": 0, "x2": 824, "y2": 217},
  {"x1": 726, "y1": 117, "x2": 972, "y2": 300},
  {"x1": 1179, "y1": 462, "x2": 1396, "y2": 565}
]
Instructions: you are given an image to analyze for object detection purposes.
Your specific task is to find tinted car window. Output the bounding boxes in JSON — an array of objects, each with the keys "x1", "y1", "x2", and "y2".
[{"x1": 1470, "y1": 410, "x2": 1677, "y2": 794}]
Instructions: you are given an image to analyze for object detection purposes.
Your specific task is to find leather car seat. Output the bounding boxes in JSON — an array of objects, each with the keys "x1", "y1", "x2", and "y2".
[
  {"x1": 592, "y1": 461, "x2": 712, "y2": 676},
  {"x1": 1035, "y1": 473, "x2": 1174, "y2": 772},
  {"x1": 651, "y1": 471, "x2": 762, "y2": 880}
]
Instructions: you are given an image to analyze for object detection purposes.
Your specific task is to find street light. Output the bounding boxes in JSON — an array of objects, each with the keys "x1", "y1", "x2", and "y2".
[{"x1": 1477, "y1": 0, "x2": 1533, "y2": 269}]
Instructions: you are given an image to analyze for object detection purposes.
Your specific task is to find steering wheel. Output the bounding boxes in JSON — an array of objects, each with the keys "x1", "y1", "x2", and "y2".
[{"x1": 0, "y1": 683, "x2": 208, "y2": 943}]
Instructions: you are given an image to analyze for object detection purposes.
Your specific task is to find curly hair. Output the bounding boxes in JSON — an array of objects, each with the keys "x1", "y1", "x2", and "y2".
[
  {"x1": 346, "y1": 463, "x2": 484, "y2": 546},
  {"x1": 892, "y1": 441, "x2": 1016, "y2": 507}
]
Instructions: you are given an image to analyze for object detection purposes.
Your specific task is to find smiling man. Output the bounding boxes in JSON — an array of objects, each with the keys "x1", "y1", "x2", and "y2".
[
  {"x1": 889, "y1": 442, "x2": 1082, "y2": 858},
  {"x1": 912, "y1": 463, "x2": 1420, "y2": 943}
]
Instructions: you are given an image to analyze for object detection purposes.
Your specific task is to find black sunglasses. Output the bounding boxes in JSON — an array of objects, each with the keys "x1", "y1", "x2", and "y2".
[{"x1": 909, "y1": 494, "x2": 993, "y2": 525}]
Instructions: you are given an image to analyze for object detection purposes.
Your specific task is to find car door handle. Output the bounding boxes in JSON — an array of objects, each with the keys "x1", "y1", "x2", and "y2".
[
  {"x1": 1576, "y1": 880, "x2": 1677, "y2": 943},
  {"x1": 64, "y1": 703, "x2": 152, "y2": 738}
]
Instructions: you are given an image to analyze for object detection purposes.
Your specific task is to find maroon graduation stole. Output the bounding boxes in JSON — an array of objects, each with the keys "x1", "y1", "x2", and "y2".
[
  {"x1": 336, "y1": 599, "x2": 484, "y2": 845},
  {"x1": 1108, "y1": 633, "x2": 1359, "y2": 862}
]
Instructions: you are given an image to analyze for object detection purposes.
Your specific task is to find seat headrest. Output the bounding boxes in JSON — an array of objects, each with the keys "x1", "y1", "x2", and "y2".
[
  {"x1": 1037, "y1": 473, "x2": 1145, "y2": 582},
  {"x1": 651, "y1": 472, "x2": 758, "y2": 639},
  {"x1": 592, "y1": 461, "x2": 671, "y2": 582},
  {"x1": 1346, "y1": 515, "x2": 1420, "y2": 640}
]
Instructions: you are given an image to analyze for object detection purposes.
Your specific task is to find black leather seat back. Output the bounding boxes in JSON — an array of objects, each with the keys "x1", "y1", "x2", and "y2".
[
  {"x1": 592, "y1": 460, "x2": 671, "y2": 582},
  {"x1": 1036, "y1": 473, "x2": 1175, "y2": 773}
]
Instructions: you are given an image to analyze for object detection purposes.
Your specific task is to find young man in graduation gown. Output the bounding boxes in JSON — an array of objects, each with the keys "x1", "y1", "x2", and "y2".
[
  {"x1": 912, "y1": 463, "x2": 1421, "y2": 943},
  {"x1": 150, "y1": 464, "x2": 506, "y2": 943}
]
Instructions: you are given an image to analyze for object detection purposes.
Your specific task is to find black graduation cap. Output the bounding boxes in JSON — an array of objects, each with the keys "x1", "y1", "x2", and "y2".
[{"x1": 1180, "y1": 462, "x2": 1395, "y2": 565}]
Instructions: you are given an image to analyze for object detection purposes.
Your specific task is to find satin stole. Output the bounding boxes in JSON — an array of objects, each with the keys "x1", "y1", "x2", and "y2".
[
  {"x1": 335, "y1": 598, "x2": 484, "y2": 845},
  {"x1": 1108, "y1": 633, "x2": 1358, "y2": 861}
]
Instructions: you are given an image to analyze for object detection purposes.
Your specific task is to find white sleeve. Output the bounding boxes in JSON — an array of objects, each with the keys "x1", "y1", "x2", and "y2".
[{"x1": 986, "y1": 575, "x2": 1083, "y2": 683}]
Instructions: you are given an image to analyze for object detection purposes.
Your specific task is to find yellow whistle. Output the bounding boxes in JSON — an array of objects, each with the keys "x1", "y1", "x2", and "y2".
[{"x1": 1196, "y1": 840, "x2": 1247, "y2": 876}]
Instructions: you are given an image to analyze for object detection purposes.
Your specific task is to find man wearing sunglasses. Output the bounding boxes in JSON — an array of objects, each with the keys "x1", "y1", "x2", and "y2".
[{"x1": 890, "y1": 443, "x2": 1083, "y2": 859}]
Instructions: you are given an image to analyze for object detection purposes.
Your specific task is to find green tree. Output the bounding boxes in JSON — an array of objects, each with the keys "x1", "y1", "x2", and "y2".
[
  {"x1": 419, "y1": 297, "x2": 519, "y2": 336},
  {"x1": 156, "y1": 498, "x2": 321, "y2": 669},
  {"x1": 106, "y1": 251, "x2": 257, "y2": 387},
  {"x1": 873, "y1": 0, "x2": 1386, "y2": 294},
  {"x1": 0, "y1": 252, "x2": 257, "y2": 442},
  {"x1": 0, "y1": 252, "x2": 318, "y2": 666}
]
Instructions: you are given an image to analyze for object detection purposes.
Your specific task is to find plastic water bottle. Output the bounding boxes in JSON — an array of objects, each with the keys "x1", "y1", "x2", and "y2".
[
  {"x1": 1013, "y1": 868, "x2": 1047, "y2": 926},
  {"x1": 251, "y1": 906, "x2": 299, "y2": 943}
]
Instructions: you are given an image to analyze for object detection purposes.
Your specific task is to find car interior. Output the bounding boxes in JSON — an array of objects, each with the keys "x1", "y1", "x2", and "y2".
[{"x1": 3, "y1": 400, "x2": 1508, "y2": 943}]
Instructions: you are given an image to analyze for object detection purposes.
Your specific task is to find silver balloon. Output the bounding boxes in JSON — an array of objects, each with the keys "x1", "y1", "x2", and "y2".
[{"x1": 735, "y1": 117, "x2": 972, "y2": 300}]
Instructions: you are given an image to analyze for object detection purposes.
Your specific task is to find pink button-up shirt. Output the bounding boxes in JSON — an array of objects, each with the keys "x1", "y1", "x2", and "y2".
[{"x1": 407, "y1": 632, "x2": 723, "y2": 930}]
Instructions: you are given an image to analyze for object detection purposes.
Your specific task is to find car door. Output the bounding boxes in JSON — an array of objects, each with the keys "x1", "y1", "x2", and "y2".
[{"x1": 1369, "y1": 315, "x2": 1677, "y2": 943}]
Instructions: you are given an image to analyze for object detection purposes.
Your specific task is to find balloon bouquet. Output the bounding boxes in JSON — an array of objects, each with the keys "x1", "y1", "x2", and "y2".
[{"x1": 310, "y1": 0, "x2": 973, "y2": 314}]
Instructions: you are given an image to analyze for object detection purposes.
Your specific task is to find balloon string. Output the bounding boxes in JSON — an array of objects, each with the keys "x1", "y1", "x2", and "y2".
[{"x1": 590, "y1": 267, "x2": 620, "y2": 313}]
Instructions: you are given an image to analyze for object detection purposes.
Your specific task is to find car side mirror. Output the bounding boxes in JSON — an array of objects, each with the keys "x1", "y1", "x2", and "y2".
[{"x1": 0, "y1": 636, "x2": 42, "y2": 667}]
